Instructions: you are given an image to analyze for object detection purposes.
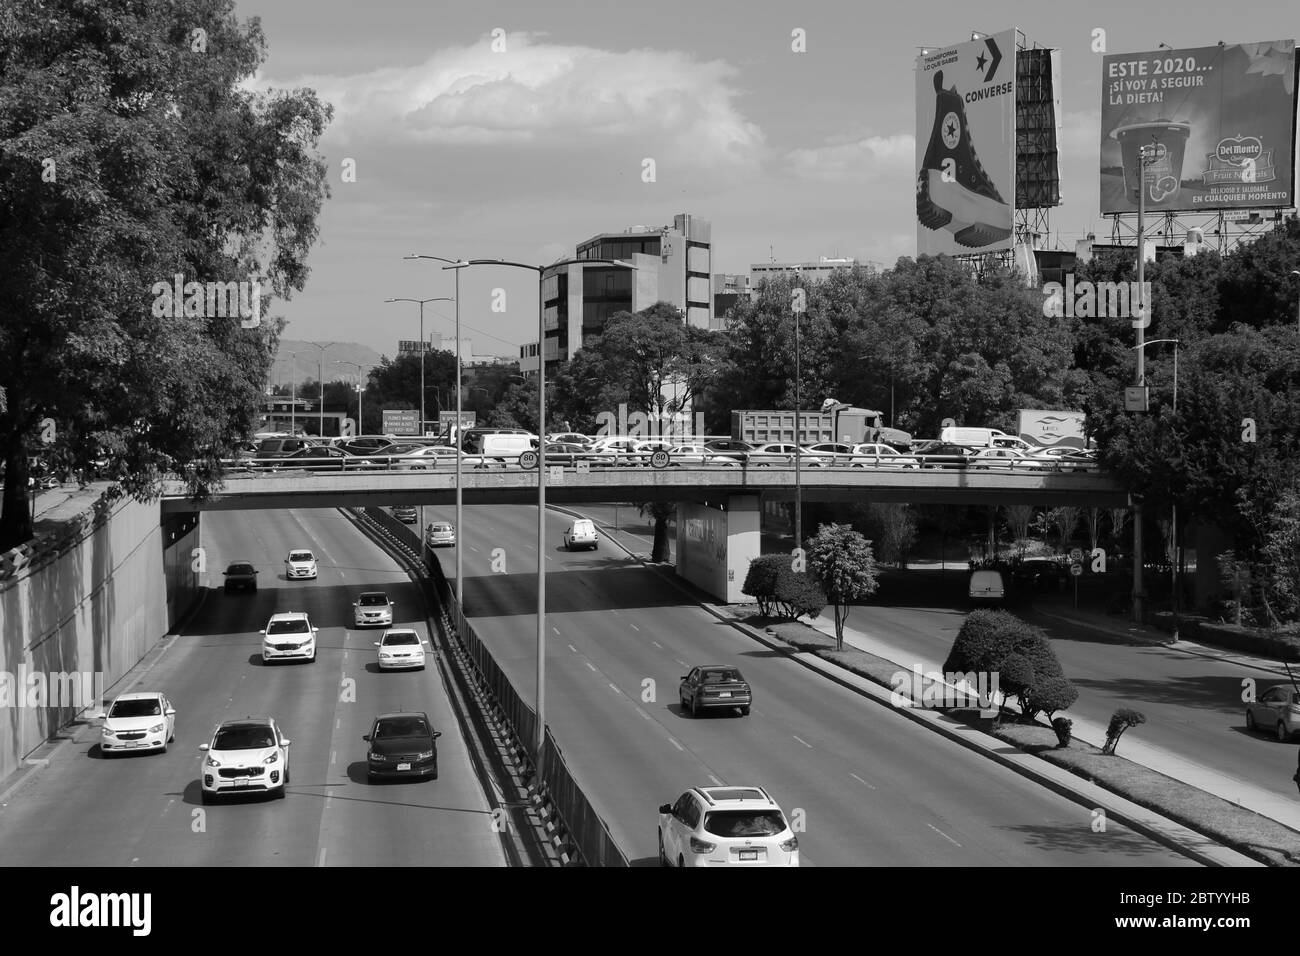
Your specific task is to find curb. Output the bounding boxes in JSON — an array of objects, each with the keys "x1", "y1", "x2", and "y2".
[{"x1": 561, "y1": 504, "x2": 1260, "y2": 868}]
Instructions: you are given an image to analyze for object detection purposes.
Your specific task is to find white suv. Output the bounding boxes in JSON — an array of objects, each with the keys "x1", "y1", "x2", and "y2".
[
  {"x1": 658, "y1": 786, "x2": 800, "y2": 867},
  {"x1": 261, "y1": 612, "x2": 318, "y2": 664},
  {"x1": 199, "y1": 717, "x2": 291, "y2": 802}
]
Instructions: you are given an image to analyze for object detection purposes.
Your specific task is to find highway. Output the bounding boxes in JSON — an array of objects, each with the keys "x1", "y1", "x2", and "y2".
[
  {"x1": 0, "y1": 509, "x2": 506, "y2": 867},
  {"x1": 427, "y1": 503, "x2": 1196, "y2": 866}
]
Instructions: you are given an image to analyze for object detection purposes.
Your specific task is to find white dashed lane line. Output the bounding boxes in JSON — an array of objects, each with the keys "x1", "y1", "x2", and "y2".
[
  {"x1": 629, "y1": 623, "x2": 640, "y2": 632},
  {"x1": 850, "y1": 772, "x2": 876, "y2": 790},
  {"x1": 608, "y1": 683, "x2": 623, "y2": 695},
  {"x1": 928, "y1": 824, "x2": 962, "y2": 847},
  {"x1": 668, "y1": 738, "x2": 685, "y2": 752},
  {"x1": 568, "y1": 644, "x2": 578, "y2": 653},
  {"x1": 585, "y1": 662, "x2": 597, "y2": 672},
  {"x1": 708, "y1": 774, "x2": 723, "y2": 786},
  {"x1": 792, "y1": 735, "x2": 812, "y2": 749}
]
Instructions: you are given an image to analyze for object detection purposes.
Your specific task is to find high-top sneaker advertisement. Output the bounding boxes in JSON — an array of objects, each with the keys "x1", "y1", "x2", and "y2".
[{"x1": 915, "y1": 30, "x2": 1016, "y2": 255}]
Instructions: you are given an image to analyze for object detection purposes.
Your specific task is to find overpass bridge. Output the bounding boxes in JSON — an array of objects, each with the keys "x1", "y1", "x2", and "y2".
[{"x1": 159, "y1": 464, "x2": 1129, "y2": 601}]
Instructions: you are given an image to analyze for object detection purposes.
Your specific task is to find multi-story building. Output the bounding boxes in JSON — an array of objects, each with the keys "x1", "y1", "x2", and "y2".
[
  {"x1": 711, "y1": 274, "x2": 752, "y2": 327},
  {"x1": 524, "y1": 213, "x2": 713, "y2": 377},
  {"x1": 749, "y1": 256, "x2": 880, "y2": 285}
]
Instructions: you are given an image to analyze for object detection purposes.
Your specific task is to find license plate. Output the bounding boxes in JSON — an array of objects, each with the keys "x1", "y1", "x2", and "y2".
[
  {"x1": 233, "y1": 778, "x2": 249, "y2": 787},
  {"x1": 397, "y1": 763, "x2": 411, "y2": 771},
  {"x1": 739, "y1": 849, "x2": 758, "y2": 860},
  {"x1": 125, "y1": 741, "x2": 140, "y2": 748},
  {"x1": 719, "y1": 691, "x2": 731, "y2": 698}
]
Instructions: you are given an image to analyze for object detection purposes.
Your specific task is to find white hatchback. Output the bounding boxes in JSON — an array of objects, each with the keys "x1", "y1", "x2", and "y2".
[
  {"x1": 658, "y1": 786, "x2": 799, "y2": 867},
  {"x1": 97, "y1": 691, "x2": 176, "y2": 756},
  {"x1": 284, "y1": 549, "x2": 318, "y2": 580}
]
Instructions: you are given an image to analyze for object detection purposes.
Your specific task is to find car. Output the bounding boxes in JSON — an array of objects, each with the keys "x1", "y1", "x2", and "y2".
[
  {"x1": 353, "y1": 591, "x2": 395, "y2": 628},
  {"x1": 992, "y1": 435, "x2": 1035, "y2": 452},
  {"x1": 970, "y1": 447, "x2": 1039, "y2": 469},
  {"x1": 1013, "y1": 556, "x2": 1068, "y2": 590},
  {"x1": 425, "y1": 521, "x2": 456, "y2": 547},
  {"x1": 364, "y1": 711, "x2": 441, "y2": 781},
  {"x1": 917, "y1": 443, "x2": 977, "y2": 468},
  {"x1": 588, "y1": 437, "x2": 644, "y2": 465},
  {"x1": 199, "y1": 717, "x2": 291, "y2": 802},
  {"x1": 702, "y1": 438, "x2": 756, "y2": 462},
  {"x1": 252, "y1": 436, "x2": 316, "y2": 465},
  {"x1": 284, "y1": 549, "x2": 318, "y2": 579},
  {"x1": 392, "y1": 505, "x2": 418, "y2": 523},
  {"x1": 848, "y1": 443, "x2": 918, "y2": 468},
  {"x1": 747, "y1": 443, "x2": 829, "y2": 467},
  {"x1": 374, "y1": 628, "x2": 428, "y2": 670},
  {"x1": 657, "y1": 786, "x2": 799, "y2": 867},
  {"x1": 339, "y1": 436, "x2": 397, "y2": 455},
  {"x1": 679, "y1": 665, "x2": 752, "y2": 716},
  {"x1": 804, "y1": 442, "x2": 856, "y2": 465},
  {"x1": 272, "y1": 445, "x2": 373, "y2": 471},
  {"x1": 1245, "y1": 685, "x2": 1300, "y2": 741},
  {"x1": 665, "y1": 443, "x2": 739, "y2": 468},
  {"x1": 260, "y1": 611, "x2": 318, "y2": 664},
  {"x1": 97, "y1": 691, "x2": 176, "y2": 756},
  {"x1": 563, "y1": 518, "x2": 599, "y2": 551},
  {"x1": 391, "y1": 445, "x2": 494, "y2": 470},
  {"x1": 222, "y1": 561, "x2": 258, "y2": 594},
  {"x1": 518, "y1": 442, "x2": 604, "y2": 468},
  {"x1": 358, "y1": 442, "x2": 428, "y2": 468},
  {"x1": 548, "y1": 432, "x2": 595, "y2": 446}
]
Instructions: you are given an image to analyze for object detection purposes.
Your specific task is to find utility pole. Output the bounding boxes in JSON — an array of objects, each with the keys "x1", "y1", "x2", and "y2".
[{"x1": 1131, "y1": 142, "x2": 1157, "y2": 624}]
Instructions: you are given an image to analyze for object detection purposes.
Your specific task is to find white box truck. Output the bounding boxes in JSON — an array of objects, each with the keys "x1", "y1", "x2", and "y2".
[{"x1": 1017, "y1": 409, "x2": 1086, "y2": 450}]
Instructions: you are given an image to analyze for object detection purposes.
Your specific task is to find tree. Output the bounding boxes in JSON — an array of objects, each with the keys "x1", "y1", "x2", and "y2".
[
  {"x1": 742, "y1": 555, "x2": 786, "y2": 617},
  {"x1": 1085, "y1": 507, "x2": 1102, "y2": 555},
  {"x1": 806, "y1": 523, "x2": 879, "y2": 651},
  {"x1": 1102, "y1": 708, "x2": 1146, "y2": 755},
  {"x1": 1002, "y1": 505, "x2": 1033, "y2": 557},
  {"x1": 636, "y1": 500, "x2": 674, "y2": 562},
  {"x1": 863, "y1": 503, "x2": 917, "y2": 567},
  {"x1": 0, "y1": 0, "x2": 332, "y2": 548},
  {"x1": 1048, "y1": 506, "x2": 1081, "y2": 551}
]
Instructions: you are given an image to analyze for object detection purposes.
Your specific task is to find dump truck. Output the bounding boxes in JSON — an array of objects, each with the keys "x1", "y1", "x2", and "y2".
[{"x1": 732, "y1": 402, "x2": 912, "y2": 449}]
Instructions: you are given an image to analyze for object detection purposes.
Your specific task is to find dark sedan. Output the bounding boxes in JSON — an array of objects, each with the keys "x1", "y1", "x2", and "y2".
[
  {"x1": 364, "y1": 712, "x2": 442, "y2": 781},
  {"x1": 271, "y1": 445, "x2": 373, "y2": 471},
  {"x1": 679, "y1": 665, "x2": 752, "y2": 717},
  {"x1": 519, "y1": 442, "x2": 607, "y2": 468},
  {"x1": 916, "y1": 443, "x2": 977, "y2": 469},
  {"x1": 222, "y1": 561, "x2": 258, "y2": 594}
]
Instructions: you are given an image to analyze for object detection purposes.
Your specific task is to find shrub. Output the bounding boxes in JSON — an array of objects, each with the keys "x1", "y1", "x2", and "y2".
[
  {"x1": 773, "y1": 567, "x2": 827, "y2": 620},
  {"x1": 1102, "y1": 708, "x2": 1146, "y2": 755},
  {"x1": 742, "y1": 554, "x2": 787, "y2": 616},
  {"x1": 1051, "y1": 716, "x2": 1073, "y2": 748},
  {"x1": 944, "y1": 610, "x2": 1021, "y2": 673},
  {"x1": 1022, "y1": 674, "x2": 1079, "y2": 722}
]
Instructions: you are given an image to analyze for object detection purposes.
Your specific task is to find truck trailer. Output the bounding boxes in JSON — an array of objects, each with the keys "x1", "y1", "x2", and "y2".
[{"x1": 732, "y1": 403, "x2": 912, "y2": 449}]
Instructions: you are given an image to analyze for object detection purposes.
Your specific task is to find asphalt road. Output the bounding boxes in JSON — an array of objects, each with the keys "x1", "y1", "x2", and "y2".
[
  {"x1": 426, "y1": 503, "x2": 1196, "y2": 866},
  {"x1": 0, "y1": 508, "x2": 506, "y2": 867}
]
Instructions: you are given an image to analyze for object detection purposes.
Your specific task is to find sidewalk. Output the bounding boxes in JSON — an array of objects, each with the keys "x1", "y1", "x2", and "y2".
[{"x1": 805, "y1": 607, "x2": 1300, "y2": 836}]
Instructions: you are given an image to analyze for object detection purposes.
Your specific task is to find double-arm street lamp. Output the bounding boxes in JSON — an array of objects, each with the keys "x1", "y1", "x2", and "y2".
[
  {"x1": 436, "y1": 255, "x2": 635, "y2": 781},
  {"x1": 1131, "y1": 141, "x2": 1160, "y2": 622},
  {"x1": 332, "y1": 360, "x2": 374, "y2": 436},
  {"x1": 303, "y1": 342, "x2": 336, "y2": 437},
  {"x1": 274, "y1": 351, "x2": 298, "y2": 434},
  {"x1": 384, "y1": 296, "x2": 454, "y2": 437}
]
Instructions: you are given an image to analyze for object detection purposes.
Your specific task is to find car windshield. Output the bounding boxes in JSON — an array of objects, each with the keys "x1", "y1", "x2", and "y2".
[
  {"x1": 375, "y1": 717, "x2": 429, "y2": 739},
  {"x1": 383, "y1": 632, "x2": 420, "y2": 646},
  {"x1": 432, "y1": 524, "x2": 451, "y2": 532},
  {"x1": 289, "y1": 552, "x2": 313, "y2": 562},
  {"x1": 702, "y1": 810, "x2": 786, "y2": 838},
  {"x1": 227, "y1": 564, "x2": 254, "y2": 574},
  {"x1": 359, "y1": 594, "x2": 389, "y2": 606},
  {"x1": 214, "y1": 727, "x2": 276, "y2": 750},
  {"x1": 109, "y1": 699, "x2": 161, "y2": 718},
  {"x1": 267, "y1": 619, "x2": 310, "y2": 635},
  {"x1": 702, "y1": 669, "x2": 742, "y2": 683}
]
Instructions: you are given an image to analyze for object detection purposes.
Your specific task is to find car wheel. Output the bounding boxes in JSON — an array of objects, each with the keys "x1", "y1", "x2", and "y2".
[
  {"x1": 739, "y1": 706, "x2": 750, "y2": 717},
  {"x1": 224, "y1": 585, "x2": 232, "y2": 594},
  {"x1": 1245, "y1": 710, "x2": 1256, "y2": 731},
  {"x1": 1278, "y1": 722, "x2": 1289, "y2": 743},
  {"x1": 275, "y1": 784, "x2": 286, "y2": 800},
  {"x1": 690, "y1": 696, "x2": 699, "y2": 718},
  {"x1": 158, "y1": 742, "x2": 168, "y2": 754},
  {"x1": 309, "y1": 649, "x2": 317, "y2": 663},
  {"x1": 678, "y1": 854, "x2": 685, "y2": 869},
  {"x1": 659, "y1": 830, "x2": 669, "y2": 866}
]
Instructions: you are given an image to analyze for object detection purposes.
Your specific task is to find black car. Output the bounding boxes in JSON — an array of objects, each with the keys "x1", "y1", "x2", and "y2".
[
  {"x1": 679, "y1": 665, "x2": 752, "y2": 717},
  {"x1": 702, "y1": 439, "x2": 756, "y2": 462},
  {"x1": 392, "y1": 505, "x2": 418, "y2": 523},
  {"x1": 364, "y1": 712, "x2": 441, "y2": 781},
  {"x1": 1013, "y1": 557, "x2": 1068, "y2": 591},
  {"x1": 272, "y1": 445, "x2": 371, "y2": 471},
  {"x1": 916, "y1": 443, "x2": 976, "y2": 469},
  {"x1": 222, "y1": 561, "x2": 258, "y2": 594}
]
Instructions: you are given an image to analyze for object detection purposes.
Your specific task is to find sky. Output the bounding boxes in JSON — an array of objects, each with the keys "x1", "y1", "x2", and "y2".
[{"x1": 237, "y1": 0, "x2": 1300, "y2": 363}]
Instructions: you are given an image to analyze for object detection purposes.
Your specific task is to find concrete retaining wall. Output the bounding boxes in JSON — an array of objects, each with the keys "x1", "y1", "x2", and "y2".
[{"x1": 0, "y1": 494, "x2": 193, "y2": 786}]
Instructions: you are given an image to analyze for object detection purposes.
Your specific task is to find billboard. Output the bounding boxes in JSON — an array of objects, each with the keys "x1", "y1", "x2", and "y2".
[
  {"x1": 1100, "y1": 40, "x2": 1297, "y2": 213},
  {"x1": 382, "y1": 408, "x2": 419, "y2": 436},
  {"x1": 916, "y1": 30, "x2": 1017, "y2": 255}
]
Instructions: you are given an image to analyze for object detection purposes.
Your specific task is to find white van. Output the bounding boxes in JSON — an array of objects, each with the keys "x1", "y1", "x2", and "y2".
[
  {"x1": 480, "y1": 433, "x2": 539, "y2": 461},
  {"x1": 969, "y1": 570, "x2": 1005, "y2": 605},
  {"x1": 940, "y1": 427, "x2": 1010, "y2": 448},
  {"x1": 563, "y1": 518, "x2": 598, "y2": 551}
]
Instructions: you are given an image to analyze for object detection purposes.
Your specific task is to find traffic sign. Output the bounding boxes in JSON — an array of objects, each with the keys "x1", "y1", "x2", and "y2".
[
  {"x1": 1124, "y1": 386, "x2": 1149, "y2": 412},
  {"x1": 1069, "y1": 548, "x2": 1083, "y2": 563},
  {"x1": 1070, "y1": 563, "x2": 1083, "y2": 577}
]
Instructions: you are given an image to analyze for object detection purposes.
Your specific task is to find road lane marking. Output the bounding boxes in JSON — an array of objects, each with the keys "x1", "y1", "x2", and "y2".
[
  {"x1": 849, "y1": 772, "x2": 876, "y2": 790},
  {"x1": 651, "y1": 640, "x2": 663, "y2": 649},
  {"x1": 708, "y1": 774, "x2": 723, "y2": 786},
  {"x1": 568, "y1": 644, "x2": 578, "y2": 653},
  {"x1": 585, "y1": 662, "x2": 597, "y2": 672},
  {"x1": 330, "y1": 750, "x2": 336, "y2": 765},
  {"x1": 552, "y1": 626, "x2": 560, "y2": 635},
  {"x1": 610, "y1": 609, "x2": 621, "y2": 616},
  {"x1": 634, "y1": 706, "x2": 652, "y2": 720},
  {"x1": 927, "y1": 824, "x2": 962, "y2": 848},
  {"x1": 630, "y1": 623, "x2": 640, "y2": 632},
  {"x1": 668, "y1": 738, "x2": 684, "y2": 751},
  {"x1": 792, "y1": 735, "x2": 812, "y2": 748},
  {"x1": 318, "y1": 847, "x2": 328, "y2": 867},
  {"x1": 675, "y1": 658, "x2": 688, "y2": 667},
  {"x1": 608, "y1": 683, "x2": 623, "y2": 695}
]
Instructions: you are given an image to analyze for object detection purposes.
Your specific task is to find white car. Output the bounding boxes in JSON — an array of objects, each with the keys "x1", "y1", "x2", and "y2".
[
  {"x1": 97, "y1": 691, "x2": 176, "y2": 756},
  {"x1": 199, "y1": 717, "x2": 291, "y2": 802},
  {"x1": 284, "y1": 549, "x2": 318, "y2": 580},
  {"x1": 353, "y1": 591, "x2": 394, "y2": 628},
  {"x1": 374, "y1": 628, "x2": 429, "y2": 670},
  {"x1": 748, "y1": 443, "x2": 830, "y2": 467},
  {"x1": 391, "y1": 445, "x2": 493, "y2": 470},
  {"x1": 665, "y1": 444, "x2": 739, "y2": 468},
  {"x1": 658, "y1": 786, "x2": 799, "y2": 867},
  {"x1": 970, "y1": 447, "x2": 1039, "y2": 469},
  {"x1": 425, "y1": 521, "x2": 456, "y2": 547},
  {"x1": 563, "y1": 518, "x2": 599, "y2": 551},
  {"x1": 849, "y1": 443, "x2": 919, "y2": 468},
  {"x1": 261, "y1": 612, "x2": 318, "y2": 664}
]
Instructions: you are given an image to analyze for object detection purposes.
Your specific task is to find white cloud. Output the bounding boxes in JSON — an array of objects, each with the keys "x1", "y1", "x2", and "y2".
[
  {"x1": 784, "y1": 133, "x2": 915, "y2": 182},
  {"x1": 258, "y1": 33, "x2": 765, "y2": 169}
]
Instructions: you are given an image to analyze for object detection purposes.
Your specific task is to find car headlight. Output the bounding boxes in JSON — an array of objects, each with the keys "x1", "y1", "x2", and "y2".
[
  {"x1": 368, "y1": 751, "x2": 387, "y2": 762},
  {"x1": 148, "y1": 723, "x2": 165, "y2": 734},
  {"x1": 263, "y1": 752, "x2": 280, "y2": 765},
  {"x1": 102, "y1": 728, "x2": 116, "y2": 737},
  {"x1": 205, "y1": 755, "x2": 222, "y2": 767},
  {"x1": 416, "y1": 750, "x2": 434, "y2": 761}
]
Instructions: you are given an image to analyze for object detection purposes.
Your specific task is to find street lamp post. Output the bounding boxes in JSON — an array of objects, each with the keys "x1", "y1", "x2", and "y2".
[
  {"x1": 445, "y1": 256, "x2": 634, "y2": 781},
  {"x1": 333, "y1": 360, "x2": 372, "y2": 436},
  {"x1": 792, "y1": 279, "x2": 805, "y2": 557},
  {"x1": 304, "y1": 342, "x2": 336, "y2": 437},
  {"x1": 1291, "y1": 271, "x2": 1300, "y2": 336},
  {"x1": 1131, "y1": 142, "x2": 1158, "y2": 623},
  {"x1": 1132, "y1": 338, "x2": 1180, "y2": 636}
]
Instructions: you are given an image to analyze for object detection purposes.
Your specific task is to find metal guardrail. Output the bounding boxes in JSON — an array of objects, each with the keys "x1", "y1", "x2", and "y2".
[{"x1": 363, "y1": 505, "x2": 627, "y2": 866}]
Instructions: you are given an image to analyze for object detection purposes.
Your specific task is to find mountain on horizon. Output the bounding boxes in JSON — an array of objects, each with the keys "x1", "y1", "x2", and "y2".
[{"x1": 272, "y1": 340, "x2": 391, "y2": 386}]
